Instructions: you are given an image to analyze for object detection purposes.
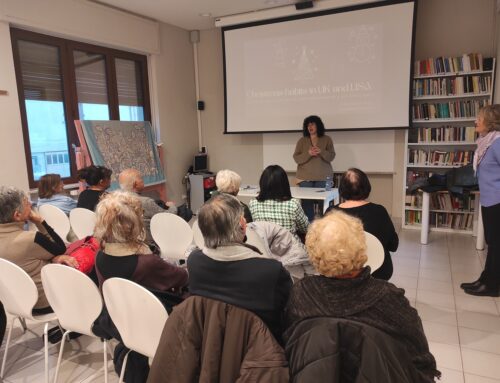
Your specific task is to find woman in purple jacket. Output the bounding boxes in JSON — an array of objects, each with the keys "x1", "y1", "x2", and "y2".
[{"x1": 461, "y1": 104, "x2": 500, "y2": 297}]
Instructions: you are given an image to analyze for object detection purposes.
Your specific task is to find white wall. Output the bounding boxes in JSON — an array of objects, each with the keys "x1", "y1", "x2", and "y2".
[
  {"x1": 0, "y1": 0, "x2": 199, "y2": 202},
  {"x1": 197, "y1": 0, "x2": 498, "y2": 218},
  {"x1": 0, "y1": 21, "x2": 29, "y2": 191}
]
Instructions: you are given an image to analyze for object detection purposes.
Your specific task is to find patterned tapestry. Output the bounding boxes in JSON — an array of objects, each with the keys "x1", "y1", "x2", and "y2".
[{"x1": 79, "y1": 120, "x2": 165, "y2": 190}]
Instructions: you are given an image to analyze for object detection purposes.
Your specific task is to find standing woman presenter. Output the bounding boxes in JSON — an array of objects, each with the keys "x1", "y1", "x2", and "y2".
[
  {"x1": 461, "y1": 104, "x2": 500, "y2": 297},
  {"x1": 293, "y1": 115, "x2": 335, "y2": 221}
]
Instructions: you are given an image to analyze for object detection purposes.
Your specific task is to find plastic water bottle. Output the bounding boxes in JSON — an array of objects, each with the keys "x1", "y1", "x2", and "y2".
[{"x1": 325, "y1": 175, "x2": 333, "y2": 191}]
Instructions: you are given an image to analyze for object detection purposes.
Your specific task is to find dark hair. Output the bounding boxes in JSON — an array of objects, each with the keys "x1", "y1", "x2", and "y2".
[
  {"x1": 77, "y1": 165, "x2": 112, "y2": 186},
  {"x1": 339, "y1": 168, "x2": 371, "y2": 201},
  {"x1": 38, "y1": 174, "x2": 62, "y2": 199},
  {"x1": 257, "y1": 165, "x2": 292, "y2": 202},
  {"x1": 302, "y1": 115, "x2": 326, "y2": 137}
]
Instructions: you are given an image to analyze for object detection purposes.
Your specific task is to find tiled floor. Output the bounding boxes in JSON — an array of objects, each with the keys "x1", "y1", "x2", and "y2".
[{"x1": 1, "y1": 229, "x2": 500, "y2": 382}]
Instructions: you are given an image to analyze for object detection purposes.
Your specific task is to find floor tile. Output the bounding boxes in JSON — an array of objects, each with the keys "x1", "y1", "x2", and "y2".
[
  {"x1": 416, "y1": 303, "x2": 458, "y2": 326},
  {"x1": 455, "y1": 295, "x2": 499, "y2": 316},
  {"x1": 422, "y1": 321, "x2": 459, "y2": 345},
  {"x1": 439, "y1": 367, "x2": 465, "y2": 383},
  {"x1": 429, "y1": 342, "x2": 463, "y2": 371},
  {"x1": 417, "y1": 290, "x2": 455, "y2": 309},
  {"x1": 419, "y1": 267, "x2": 452, "y2": 282},
  {"x1": 390, "y1": 275, "x2": 418, "y2": 290},
  {"x1": 464, "y1": 373, "x2": 500, "y2": 383},
  {"x1": 418, "y1": 278, "x2": 454, "y2": 294},
  {"x1": 457, "y1": 311, "x2": 500, "y2": 334},
  {"x1": 393, "y1": 264, "x2": 420, "y2": 278},
  {"x1": 462, "y1": 348, "x2": 500, "y2": 379},
  {"x1": 459, "y1": 328, "x2": 500, "y2": 355}
]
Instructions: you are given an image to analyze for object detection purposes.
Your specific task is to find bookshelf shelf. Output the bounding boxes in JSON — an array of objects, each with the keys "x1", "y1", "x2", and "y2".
[
  {"x1": 408, "y1": 142, "x2": 476, "y2": 147},
  {"x1": 412, "y1": 118, "x2": 476, "y2": 123},
  {"x1": 413, "y1": 69, "x2": 493, "y2": 79},
  {"x1": 413, "y1": 92, "x2": 491, "y2": 101},
  {"x1": 403, "y1": 54, "x2": 496, "y2": 235}
]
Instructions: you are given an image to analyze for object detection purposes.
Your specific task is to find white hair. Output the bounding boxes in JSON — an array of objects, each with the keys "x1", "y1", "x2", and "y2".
[
  {"x1": 216, "y1": 169, "x2": 242, "y2": 195},
  {"x1": 119, "y1": 169, "x2": 141, "y2": 192}
]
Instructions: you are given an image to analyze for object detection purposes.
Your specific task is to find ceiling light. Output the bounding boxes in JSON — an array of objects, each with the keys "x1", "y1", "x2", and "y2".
[{"x1": 199, "y1": 13, "x2": 212, "y2": 17}]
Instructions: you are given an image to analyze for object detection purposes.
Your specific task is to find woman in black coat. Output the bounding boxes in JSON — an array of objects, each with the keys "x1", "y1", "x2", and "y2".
[{"x1": 325, "y1": 168, "x2": 398, "y2": 280}]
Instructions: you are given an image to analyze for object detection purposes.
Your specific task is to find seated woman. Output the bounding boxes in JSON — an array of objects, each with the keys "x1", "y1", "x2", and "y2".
[
  {"x1": 284, "y1": 211, "x2": 439, "y2": 382},
  {"x1": 77, "y1": 165, "x2": 112, "y2": 211},
  {"x1": 215, "y1": 169, "x2": 252, "y2": 222},
  {"x1": 325, "y1": 168, "x2": 398, "y2": 280},
  {"x1": 0, "y1": 187, "x2": 78, "y2": 313},
  {"x1": 188, "y1": 193, "x2": 292, "y2": 342},
  {"x1": 94, "y1": 191, "x2": 188, "y2": 299},
  {"x1": 249, "y1": 165, "x2": 308, "y2": 238},
  {"x1": 37, "y1": 174, "x2": 77, "y2": 215}
]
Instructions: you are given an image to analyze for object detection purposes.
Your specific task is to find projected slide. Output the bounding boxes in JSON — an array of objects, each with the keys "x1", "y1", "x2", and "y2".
[{"x1": 223, "y1": 1, "x2": 415, "y2": 133}]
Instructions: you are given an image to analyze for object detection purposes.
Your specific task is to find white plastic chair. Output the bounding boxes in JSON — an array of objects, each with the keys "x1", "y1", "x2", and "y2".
[
  {"x1": 38, "y1": 204, "x2": 71, "y2": 243},
  {"x1": 69, "y1": 208, "x2": 97, "y2": 239},
  {"x1": 364, "y1": 231, "x2": 385, "y2": 272},
  {"x1": 0, "y1": 258, "x2": 58, "y2": 383},
  {"x1": 102, "y1": 278, "x2": 168, "y2": 383},
  {"x1": 41, "y1": 264, "x2": 109, "y2": 383},
  {"x1": 191, "y1": 219, "x2": 205, "y2": 248},
  {"x1": 150, "y1": 213, "x2": 193, "y2": 261}
]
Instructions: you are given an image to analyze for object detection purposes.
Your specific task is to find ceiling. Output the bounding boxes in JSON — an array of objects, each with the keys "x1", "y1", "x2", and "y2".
[{"x1": 93, "y1": 0, "x2": 312, "y2": 30}]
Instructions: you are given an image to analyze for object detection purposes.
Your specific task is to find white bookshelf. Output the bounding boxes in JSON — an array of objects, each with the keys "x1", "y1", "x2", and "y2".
[{"x1": 402, "y1": 55, "x2": 496, "y2": 234}]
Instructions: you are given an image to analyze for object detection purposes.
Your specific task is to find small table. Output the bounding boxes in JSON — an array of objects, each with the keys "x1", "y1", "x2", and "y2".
[{"x1": 238, "y1": 186, "x2": 339, "y2": 214}]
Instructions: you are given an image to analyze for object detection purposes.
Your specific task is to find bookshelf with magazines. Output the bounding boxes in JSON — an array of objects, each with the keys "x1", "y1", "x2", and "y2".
[{"x1": 403, "y1": 53, "x2": 496, "y2": 233}]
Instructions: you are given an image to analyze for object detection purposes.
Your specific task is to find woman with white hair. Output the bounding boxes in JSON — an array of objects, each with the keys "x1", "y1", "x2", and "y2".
[
  {"x1": 284, "y1": 211, "x2": 439, "y2": 382},
  {"x1": 0, "y1": 186, "x2": 78, "y2": 313},
  {"x1": 188, "y1": 193, "x2": 292, "y2": 341},
  {"x1": 215, "y1": 169, "x2": 252, "y2": 222}
]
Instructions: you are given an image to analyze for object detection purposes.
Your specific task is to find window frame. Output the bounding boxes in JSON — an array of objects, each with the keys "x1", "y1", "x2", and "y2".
[{"x1": 10, "y1": 28, "x2": 151, "y2": 188}]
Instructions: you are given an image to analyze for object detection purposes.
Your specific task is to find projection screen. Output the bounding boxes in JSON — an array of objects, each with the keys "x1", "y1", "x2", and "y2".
[{"x1": 222, "y1": 0, "x2": 415, "y2": 133}]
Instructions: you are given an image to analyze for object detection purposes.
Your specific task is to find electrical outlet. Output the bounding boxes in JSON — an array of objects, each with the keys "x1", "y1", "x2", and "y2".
[{"x1": 181, "y1": 194, "x2": 187, "y2": 201}]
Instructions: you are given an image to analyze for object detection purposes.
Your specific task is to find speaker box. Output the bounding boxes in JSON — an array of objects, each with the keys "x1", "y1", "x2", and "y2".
[{"x1": 295, "y1": 1, "x2": 313, "y2": 10}]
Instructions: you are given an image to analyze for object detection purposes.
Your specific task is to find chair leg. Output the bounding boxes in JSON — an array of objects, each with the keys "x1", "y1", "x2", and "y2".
[
  {"x1": 44, "y1": 322, "x2": 50, "y2": 383},
  {"x1": 19, "y1": 317, "x2": 27, "y2": 333},
  {"x1": 0, "y1": 317, "x2": 16, "y2": 378},
  {"x1": 53, "y1": 330, "x2": 70, "y2": 383},
  {"x1": 103, "y1": 339, "x2": 108, "y2": 383},
  {"x1": 118, "y1": 350, "x2": 131, "y2": 383}
]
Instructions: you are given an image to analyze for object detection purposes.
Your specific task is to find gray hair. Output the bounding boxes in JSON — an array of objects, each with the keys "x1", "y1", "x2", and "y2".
[
  {"x1": 119, "y1": 169, "x2": 141, "y2": 192},
  {"x1": 198, "y1": 193, "x2": 244, "y2": 248},
  {"x1": 0, "y1": 187, "x2": 27, "y2": 223},
  {"x1": 216, "y1": 169, "x2": 242, "y2": 195},
  {"x1": 480, "y1": 104, "x2": 500, "y2": 132}
]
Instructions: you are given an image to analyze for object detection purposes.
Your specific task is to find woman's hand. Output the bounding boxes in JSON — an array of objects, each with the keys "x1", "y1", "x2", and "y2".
[
  {"x1": 309, "y1": 146, "x2": 320, "y2": 156},
  {"x1": 28, "y1": 210, "x2": 44, "y2": 225},
  {"x1": 52, "y1": 255, "x2": 79, "y2": 269}
]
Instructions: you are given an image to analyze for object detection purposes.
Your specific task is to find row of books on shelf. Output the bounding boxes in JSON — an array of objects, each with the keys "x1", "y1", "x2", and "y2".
[
  {"x1": 414, "y1": 54, "x2": 493, "y2": 76},
  {"x1": 408, "y1": 126, "x2": 477, "y2": 143},
  {"x1": 405, "y1": 192, "x2": 475, "y2": 211},
  {"x1": 413, "y1": 75, "x2": 491, "y2": 97},
  {"x1": 405, "y1": 210, "x2": 474, "y2": 230},
  {"x1": 412, "y1": 99, "x2": 488, "y2": 120},
  {"x1": 408, "y1": 149, "x2": 474, "y2": 166}
]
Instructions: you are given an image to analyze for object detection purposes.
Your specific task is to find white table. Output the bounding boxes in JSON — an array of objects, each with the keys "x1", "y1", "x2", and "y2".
[{"x1": 238, "y1": 186, "x2": 339, "y2": 213}]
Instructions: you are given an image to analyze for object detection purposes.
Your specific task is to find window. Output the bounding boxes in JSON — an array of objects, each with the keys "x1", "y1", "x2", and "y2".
[{"x1": 11, "y1": 28, "x2": 151, "y2": 186}]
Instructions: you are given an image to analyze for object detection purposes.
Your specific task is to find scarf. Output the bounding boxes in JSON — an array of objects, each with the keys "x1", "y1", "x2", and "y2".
[{"x1": 473, "y1": 131, "x2": 500, "y2": 172}]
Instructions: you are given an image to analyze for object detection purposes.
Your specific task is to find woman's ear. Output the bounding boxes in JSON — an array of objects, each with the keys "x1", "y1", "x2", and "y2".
[{"x1": 12, "y1": 210, "x2": 23, "y2": 222}]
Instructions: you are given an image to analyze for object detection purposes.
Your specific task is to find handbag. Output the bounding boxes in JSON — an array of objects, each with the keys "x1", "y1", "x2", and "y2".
[{"x1": 64, "y1": 236, "x2": 100, "y2": 274}]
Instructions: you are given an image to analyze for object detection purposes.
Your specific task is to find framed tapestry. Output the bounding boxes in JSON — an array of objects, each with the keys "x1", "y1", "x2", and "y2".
[{"x1": 74, "y1": 120, "x2": 165, "y2": 194}]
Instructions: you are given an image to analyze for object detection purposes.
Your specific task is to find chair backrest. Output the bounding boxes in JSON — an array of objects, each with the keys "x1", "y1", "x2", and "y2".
[
  {"x1": 364, "y1": 231, "x2": 384, "y2": 272},
  {"x1": 192, "y1": 219, "x2": 205, "y2": 248},
  {"x1": 69, "y1": 208, "x2": 97, "y2": 239},
  {"x1": 102, "y1": 278, "x2": 168, "y2": 357},
  {"x1": 150, "y1": 213, "x2": 193, "y2": 260},
  {"x1": 0, "y1": 258, "x2": 38, "y2": 319},
  {"x1": 41, "y1": 264, "x2": 102, "y2": 336},
  {"x1": 38, "y1": 204, "x2": 71, "y2": 242}
]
